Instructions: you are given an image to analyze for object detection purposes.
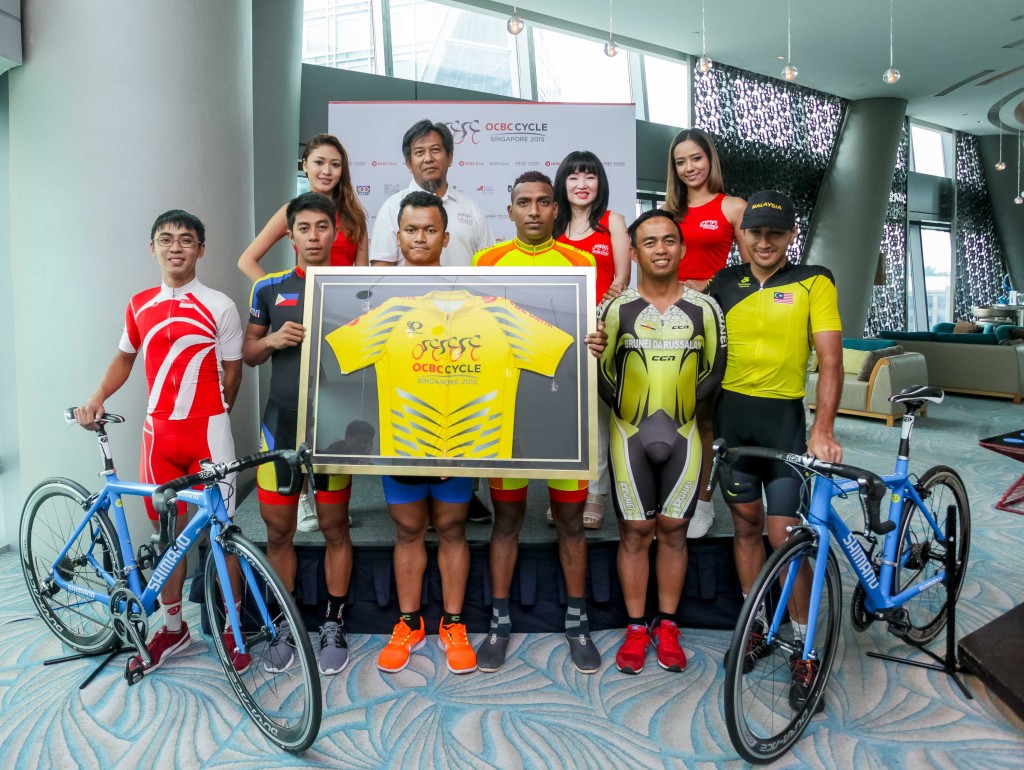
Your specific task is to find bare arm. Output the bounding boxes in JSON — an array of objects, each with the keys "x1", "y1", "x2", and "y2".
[
  {"x1": 242, "y1": 321, "x2": 305, "y2": 367},
  {"x1": 807, "y1": 329, "x2": 843, "y2": 461},
  {"x1": 606, "y1": 211, "x2": 632, "y2": 297},
  {"x1": 722, "y1": 195, "x2": 749, "y2": 264},
  {"x1": 237, "y1": 204, "x2": 289, "y2": 283},
  {"x1": 354, "y1": 231, "x2": 369, "y2": 267},
  {"x1": 74, "y1": 350, "x2": 137, "y2": 430},
  {"x1": 221, "y1": 359, "x2": 242, "y2": 412}
]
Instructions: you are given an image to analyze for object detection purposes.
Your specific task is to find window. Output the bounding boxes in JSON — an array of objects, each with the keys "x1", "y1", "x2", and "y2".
[
  {"x1": 907, "y1": 224, "x2": 953, "y2": 330},
  {"x1": 302, "y1": 0, "x2": 377, "y2": 72},
  {"x1": 643, "y1": 55, "x2": 689, "y2": 127},
  {"x1": 532, "y1": 28, "x2": 631, "y2": 103},
  {"x1": 910, "y1": 124, "x2": 953, "y2": 178}
]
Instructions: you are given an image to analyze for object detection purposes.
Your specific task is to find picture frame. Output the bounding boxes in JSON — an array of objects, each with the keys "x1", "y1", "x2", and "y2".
[{"x1": 297, "y1": 266, "x2": 598, "y2": 479}]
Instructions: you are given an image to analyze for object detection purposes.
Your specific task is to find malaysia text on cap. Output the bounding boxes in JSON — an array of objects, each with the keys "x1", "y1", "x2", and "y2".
[{"x1": 740, "y1": 191, "x2": 796, "y2": 230}]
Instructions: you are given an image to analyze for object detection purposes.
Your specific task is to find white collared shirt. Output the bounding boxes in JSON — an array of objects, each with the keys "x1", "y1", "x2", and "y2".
[{"x1": 370, "y1": 180, "x2": 495, "y2": 267}]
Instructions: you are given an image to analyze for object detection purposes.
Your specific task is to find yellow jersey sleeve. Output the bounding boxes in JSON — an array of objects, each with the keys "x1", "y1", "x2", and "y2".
[
  {"x1": 324, "y1": 298, "x2": 409, "y2": 374},
  {"x1": 808, "y1": 274, "x2": 842, "y2": 335},
  {"x1": 486, "y1": 297, "x2": 574, "y2": 377}
]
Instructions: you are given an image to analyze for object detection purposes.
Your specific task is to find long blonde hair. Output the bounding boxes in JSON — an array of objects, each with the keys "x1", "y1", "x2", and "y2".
[{"x1": 663, "y1": 128, "x2": 725, "y2": 222}]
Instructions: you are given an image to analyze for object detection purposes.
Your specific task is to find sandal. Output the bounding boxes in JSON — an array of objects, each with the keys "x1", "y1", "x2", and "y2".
[{"x1": 583, "y1": 494, "x2": 605, "y2": 530}]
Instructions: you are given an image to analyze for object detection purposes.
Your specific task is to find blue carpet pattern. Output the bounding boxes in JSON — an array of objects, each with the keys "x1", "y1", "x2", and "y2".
[{"x1": 3, "y1": 395, "x2": 1024, "y2": 768}]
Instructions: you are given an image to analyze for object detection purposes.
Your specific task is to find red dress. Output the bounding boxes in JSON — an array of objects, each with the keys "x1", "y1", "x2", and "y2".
[
  {"x1": 678, "y1": 194, "x2": 734, "y2": 282},
  {"x1": 557, "y1": 210, "x2": 614, "y2": 304}
]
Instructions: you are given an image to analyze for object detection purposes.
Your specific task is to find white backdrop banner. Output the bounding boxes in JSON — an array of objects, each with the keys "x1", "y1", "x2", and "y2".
[{"x1": 328, "y1": 101, "x2": 637, "y2": 248}]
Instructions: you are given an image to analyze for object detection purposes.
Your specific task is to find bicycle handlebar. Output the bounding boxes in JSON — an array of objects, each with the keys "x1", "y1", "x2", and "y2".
[
  {"x1": 151, "y1": 444, "x2": 313, "y2": 519},
  {"x1": 710, "y1": 439, "x2": 894, "y2": 536}
]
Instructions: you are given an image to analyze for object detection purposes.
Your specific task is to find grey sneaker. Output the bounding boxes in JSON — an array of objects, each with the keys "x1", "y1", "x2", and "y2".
[
  {"x1": 318, "y1": 620, "x2": 349, "y2": 675},
  {"x1": 296, "y1": 494, "x2": 319, "y2": 533},
  {"x1": 264, "y1": 619, "x2": 296, "y2": 673},
  {"x1": 476, "y1": 633, "x2": 510, "y2": 672},
  {"x1": 566, "y1": 632, "x2": 601, "y2": 674}
]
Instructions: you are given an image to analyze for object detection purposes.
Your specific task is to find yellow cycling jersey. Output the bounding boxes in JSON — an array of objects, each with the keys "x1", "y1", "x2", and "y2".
[
  {"x1": 324, "y1": 289, "x2": 572, "y2": 458},
  {"x1": 472, "y1": 237, "x2": 595, "y2": 268},
  {"x1": 706, "y1": 262, "x2": 842, "y2": 399}
]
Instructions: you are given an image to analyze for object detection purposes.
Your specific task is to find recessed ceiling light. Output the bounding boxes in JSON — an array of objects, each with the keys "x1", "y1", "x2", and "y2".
[{"x1": 776, "y1": 55, "x2": 785, "y2": 60}]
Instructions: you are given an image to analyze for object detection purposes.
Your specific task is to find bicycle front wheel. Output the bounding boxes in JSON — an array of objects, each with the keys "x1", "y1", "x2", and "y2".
[
  {"x1": 204, "y1": 532, "x2": 321, "y2": 753},
  {"x1": 724, "y1": 531, "x2": 842, "y2": 764},
  {"x1": 894, "y1": 465, "x2": 970, "y2": 646},
  {"x1": 20, "y1": 478, "x2": 122, "y2": 653}
]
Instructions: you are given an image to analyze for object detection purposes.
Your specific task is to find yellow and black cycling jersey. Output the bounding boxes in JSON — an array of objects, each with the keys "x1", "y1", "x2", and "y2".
[{"x1": 706, "y1": 261, "x2": 841, "y2": 400}]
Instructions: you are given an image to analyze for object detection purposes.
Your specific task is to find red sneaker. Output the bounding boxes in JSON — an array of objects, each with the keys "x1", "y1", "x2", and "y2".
[
  {"x1": 615, "y1": 624, "x2": 651, "y2": 674},
  {"x1": 222, "y1": 630, "x2": 252, "y2": 674},
  {"x1": 652, "y1": 618, "x2": 686, "y2": 672},
  {"x1": 128, "y1": 623, "x2": 191, "y2": 675}
]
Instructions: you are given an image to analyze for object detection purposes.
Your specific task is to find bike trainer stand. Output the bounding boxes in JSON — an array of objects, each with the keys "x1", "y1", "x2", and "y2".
[
  {"x1": 865, "y1": 504, "x2": 973, "y2": 699},
  {"x1": 43, "y1": 645, "x2": 131, "y2": 690}
]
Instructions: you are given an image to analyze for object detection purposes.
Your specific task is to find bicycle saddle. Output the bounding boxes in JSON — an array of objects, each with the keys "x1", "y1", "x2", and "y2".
[
  {"x1": 63, "y1": 408, "x2": 126, "y2": 425},
  {"x1": 889, "y1": 385, "x2": 944, "y2": 405}
]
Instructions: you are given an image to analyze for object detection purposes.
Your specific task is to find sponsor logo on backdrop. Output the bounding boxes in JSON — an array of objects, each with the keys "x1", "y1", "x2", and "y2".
[
  {"x1": 447, "y1": 119, "x2": 482, "y2": 145},
  {"x1": 490, "y1": 161, "x2": 510, "y2": 166},
  {"x1": 384, "y1": 183, "x2": 403, "y2": 193},
  {"x1": 483, "y1": 121, "x2": 549, "y2": 144},
  {"x1": 356, "y1": 185, "x2": 371, "y2": 196},
  {"x1": 351, "y1": 161, "x2": 367, "y2": 167},
  {"x1": 458, "y1": 161, "x2": 484, "y2": 167},
  {"x1": 371, "y1": 160, "x2": 400, "y2": 167},
  {"x1": 476, "y1": 185, "x2": 495, "y2": 194}
]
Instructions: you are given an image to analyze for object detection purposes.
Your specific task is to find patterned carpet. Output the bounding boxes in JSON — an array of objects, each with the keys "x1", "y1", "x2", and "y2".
[{"x1": 3, "y1": 394, "x2": 1024, "y2": 769}]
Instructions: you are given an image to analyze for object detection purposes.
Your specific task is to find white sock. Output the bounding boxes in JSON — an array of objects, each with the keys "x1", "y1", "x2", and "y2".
[
  {"x1": 792, "y1": 621, "x2": 808, "y2": 642},
  {"x1": 694, "y1": 499, "x2": 713, "y2": 519},
  {"x1": 164, "y1": 600, "x2": 183, "y2": 633}
]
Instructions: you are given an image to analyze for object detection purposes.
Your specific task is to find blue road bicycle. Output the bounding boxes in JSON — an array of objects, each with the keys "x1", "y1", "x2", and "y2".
[
  {"x1": 19, "y1": 410, "x2": 322, "y2": 753},
  {"x1": 714, "y1": 386, "x2": 970, "y2": 763}
]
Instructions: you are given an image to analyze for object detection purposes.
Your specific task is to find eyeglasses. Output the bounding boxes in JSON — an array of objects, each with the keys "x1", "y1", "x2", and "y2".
[{"x1": 154, "y1": 234, "x2": 200, "y2": 248}]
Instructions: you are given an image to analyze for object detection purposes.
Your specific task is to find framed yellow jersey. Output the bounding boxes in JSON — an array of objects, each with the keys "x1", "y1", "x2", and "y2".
[{"x1": 297, "y1": 267, "x2": 598, "y2": 479}]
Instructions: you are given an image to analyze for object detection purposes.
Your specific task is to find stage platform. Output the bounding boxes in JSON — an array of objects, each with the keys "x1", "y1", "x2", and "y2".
[{"x1": 191, "y1": 476, "x2": 745, "y2": 635}]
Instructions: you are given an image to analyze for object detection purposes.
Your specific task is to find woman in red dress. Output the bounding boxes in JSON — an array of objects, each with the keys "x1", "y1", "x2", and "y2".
[{"x1": 238, "y1": 133, "x2": 368, "y2": 282}]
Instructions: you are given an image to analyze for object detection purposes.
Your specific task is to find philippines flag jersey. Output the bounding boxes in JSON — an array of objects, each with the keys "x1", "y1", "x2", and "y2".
[{"x1": 119, "y1": 278, "x2": 243, "y2": 420}]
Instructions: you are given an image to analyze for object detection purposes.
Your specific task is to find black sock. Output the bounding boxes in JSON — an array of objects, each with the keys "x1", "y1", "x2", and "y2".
[
  {"x1": 627, "y1": 615, "x2": 647, "y2": 628},
  {"x1": 326, "y1": 592, "x2": 348, "y2": 622},
  {"x1": 653, "y1": 611, "x2": 675, "y2": 627},
  {"x1": 400, "y1": 609, "x2": 422, "y2": 630},
  {"x1": 565, "y1": 596, "x2": 590, "y2": 636},
  {"x1": 490, "y1": 596, "x2": 511, "y2": 638},
  {"x1": 442, "y1": 612, "x2": 462, "y2": 627}
]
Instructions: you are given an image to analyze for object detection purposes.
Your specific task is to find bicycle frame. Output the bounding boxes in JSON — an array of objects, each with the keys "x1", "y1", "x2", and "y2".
[
  {"x1": 45, "y1": 471, "x2": 270, "y2": 656},
  {"x1": 769, "y1": 412, "x2": 950, "y2": 661}
]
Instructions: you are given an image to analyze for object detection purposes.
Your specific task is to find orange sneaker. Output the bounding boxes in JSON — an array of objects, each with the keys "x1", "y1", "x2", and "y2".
[
  {"x1": 378, "y1": 617, "x2": 426, "y2": 673},
  {"x1": 438, "y1": 620, "x2": 477, "y2": 674}
]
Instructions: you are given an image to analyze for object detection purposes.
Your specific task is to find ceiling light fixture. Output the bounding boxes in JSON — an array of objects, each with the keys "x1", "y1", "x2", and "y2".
[
  {"x1": 996, "y1": 77, "x2": 1007, "y2": 170},
  {"x1": 1016, "y1": 131, "x2": 1023, "y2": 205},
  {"x1": 781, "y1": 0, "x2": 798, "y2": 81},
  {"x1": 882, "y1": 0, "x2": 900, "y2": 84},
  {"x1": 506, "y1": 4, "x2": 524, "y2": 35},
  {"x1": 697, "y1": 0, "x2": 712, "y2": 73},
  {"x1": 604, "y1": 0, "x2": 619, "y2": 57}
]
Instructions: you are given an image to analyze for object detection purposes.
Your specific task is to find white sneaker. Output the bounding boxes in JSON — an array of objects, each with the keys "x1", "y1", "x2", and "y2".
[
  {"x1": 296, "y1": 493, "x2": 319, "y2": 532},
  {"x1": 687, "y1": 500, "x2": 715, "y2": 539}
]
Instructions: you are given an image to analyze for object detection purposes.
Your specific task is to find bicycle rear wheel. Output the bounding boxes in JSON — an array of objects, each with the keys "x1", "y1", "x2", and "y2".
[
  {"x1": 894, "y1": 465, "x2": 970, "y2": 646},
  {"x1": 724, "y1": 531, "x2": 841, "y2": 764},
  {"x1": 20, "y1": 478, "x2": 122, "y2": 654},
  {"x1": 204, "y1": 531, "x2": 321, "y2": 753}
]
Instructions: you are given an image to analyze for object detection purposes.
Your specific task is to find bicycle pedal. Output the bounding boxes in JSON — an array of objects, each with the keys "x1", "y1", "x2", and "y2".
[
  {"x1": 124, "y1": 657, "x2": 145, "y2": 686},
  {"x1": 882, "y1": 608, "x2": 911, "y2": 636}
]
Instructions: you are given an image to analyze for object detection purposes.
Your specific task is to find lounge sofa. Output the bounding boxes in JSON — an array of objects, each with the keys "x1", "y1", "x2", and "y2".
[
  {"x1": 806, "y1": 338, "x2": 928, "y2": 427},
  {"x1": 878, "y1": 326, "x2": 1024, "y2": 403}
]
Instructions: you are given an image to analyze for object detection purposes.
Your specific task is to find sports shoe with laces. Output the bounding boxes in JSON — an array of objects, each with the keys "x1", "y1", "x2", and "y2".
[
  {"x1": 615, "y1": 623, "x2": 651, "y2": 675},
  {"x1": 318, "y1": 620, "x2": 350, "y2": 675},
  {"x1": 789, "y1": 655, "x2": 826, "y2": 714},
  {"x1": 128, "y1": 622, "x2": 191, "y2": 676},
  {"x1": 567, "y1": 631, "x2": 601, "y2": 673},
  {"x1": 476, "y1": 633, "x2": 511, "y2": 673},
  {"x1": 652, "y1": 618, "x2": 686, "y2": 672},
  {"x1": 438, "y1": 620, "x2": 477, "y2": 674},
  {"x1": 296, "y1": 493, "x2": 319, "y2": 533},
  {"x1": 741, "y1": 629, "x2": 771, "y2": 674},
  {"x1": 264, "y1": 619, "x2": 296, "y2": 673},
  {"x1": 377, "y1": 617, "x2": 426, "y2": 673},
  {"x1": 222, "y1": 629, "x2": 251, "y2": 674}
]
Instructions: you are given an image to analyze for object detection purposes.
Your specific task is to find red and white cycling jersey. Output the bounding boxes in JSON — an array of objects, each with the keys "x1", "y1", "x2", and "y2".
[{"x1": 119, "y1": 278, "x2": 243, "y2": 420}]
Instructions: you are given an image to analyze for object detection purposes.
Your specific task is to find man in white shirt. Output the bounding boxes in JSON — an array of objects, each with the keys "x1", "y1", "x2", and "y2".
[{"x1": 370, "y1": 119, "x2": 494, "y2": 267}]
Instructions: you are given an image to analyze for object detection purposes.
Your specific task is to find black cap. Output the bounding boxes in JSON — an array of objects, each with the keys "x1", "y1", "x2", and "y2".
[{"x1": 741, "y1": 191, "x2": 796, "y2": 230}]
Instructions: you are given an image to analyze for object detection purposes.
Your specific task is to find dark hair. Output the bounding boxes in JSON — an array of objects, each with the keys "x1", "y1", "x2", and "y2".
[
  {"x1": 286, "y1": 192, "x2": 337, "y2": 231},
  {"x1": 151, "y1": 210, "x2": 205, "y2": 243},
  {"x1": 552, "y1": 150, "x2": 611, "y2": 239},
  {"x1": 301, "y1": 133, "x2": 367, "y2": 244},
  {"x1": 510, "y1": 171, "x2": 554, "y2": 202},
  {"x1": 663, "y1": 128, "x2": 725, "y2": 222},
  {"x1": 627, "y1": 209, "x2": 680, "y2": 247},
  {"x1": 397, "y1": 191, "x2": 448, "y2": 231},
  {"x1": 401, "y1": 120, "x2": 454, "y2": 160}
]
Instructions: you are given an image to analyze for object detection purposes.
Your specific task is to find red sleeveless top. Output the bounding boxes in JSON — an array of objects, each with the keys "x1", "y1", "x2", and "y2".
[
  {"x1": 678, "y1": 194, "x2": 734, "y2": 282},
  {"x1": 557, "y1": 210, "x2": 614, "y2": 304}
]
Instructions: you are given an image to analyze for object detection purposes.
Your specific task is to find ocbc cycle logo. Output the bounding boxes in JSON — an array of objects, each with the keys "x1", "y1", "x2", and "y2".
[
  {"x1": 446, "y1": 119, "x2": 481, "y2": 145},
  {"x1": 412, "y1": 334, "x2": 482, "y2": 362}
]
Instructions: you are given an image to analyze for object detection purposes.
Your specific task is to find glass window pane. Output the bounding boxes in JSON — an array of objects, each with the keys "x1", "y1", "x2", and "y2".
[
  {"x1": 911, "y1": 125, "x2": 947, "y2": 177},
  {"x1": 389, "y1": 0, "x2": 519, "y2": 97},
  {"x1": 302, "y1": 0, "x2": 375, "y2": 72},
  {"x1": 921, "y1": 227, "x2": 952, "y2": 326},
  {"x1": 534, "y1": 28, "x2": 631, "y2": 103},
  {"x1": 644, "y1": 56, "x2": 688, "y2": 127}
]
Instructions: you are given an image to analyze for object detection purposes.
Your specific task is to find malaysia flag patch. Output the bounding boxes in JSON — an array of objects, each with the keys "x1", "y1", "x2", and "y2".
[
  {"x1": 773, "y1": 292, "x2": 794, "y2": 305},
  {"x1": 275, "y1": 293, "x2": 299, "y2": 307}
]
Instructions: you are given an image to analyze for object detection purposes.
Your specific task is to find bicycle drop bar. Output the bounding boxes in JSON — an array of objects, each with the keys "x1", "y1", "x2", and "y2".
[
  {"x1": 710, "y1": 438, "x2": 894, "y2": 536},
  {"x1": 151, "y1": 444, "x2": 313, "y2": 519}
]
